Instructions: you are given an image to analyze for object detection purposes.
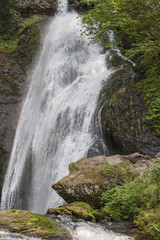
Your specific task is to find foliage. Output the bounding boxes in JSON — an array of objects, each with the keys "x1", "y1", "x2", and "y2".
[
  {"x1": 0, "y1": 17, "x2": 45, "y2": 53},
  {"x1": 0, "y1": 0, "x2": 20, "y2": 34},
  {"x1": 135, "y1": 205, "x2": 160, "y2": 240},
  {"x1": 101, "y1": 159, "x2": 160, "y2": 221},
  {"x1": 136, "y1": 69, "x2": 160, "y2": 136},
  {"x1": 82, "y1": 0, "x2": 160, "y2": 72}
]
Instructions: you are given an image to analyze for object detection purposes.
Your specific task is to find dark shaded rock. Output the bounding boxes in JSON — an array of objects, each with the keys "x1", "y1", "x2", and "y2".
[
  {"x1": 101, "y1": 85, "x2": 160, "y2": 157},
  {"x1": 47, "y1": 202, "x2": 96, "y2": 222},
  {"x1": 0, "y1": 210, "x2": 72, "y2": 240},
  {"x1": 52, "y1": 154, "x2": 152, "y2": 208},
  {"x1": 68, "y1": 0, "x2": 94, "y2": 11},
  {"x1": 18, "y1": 0, "x2": 58, "y2": 16}
]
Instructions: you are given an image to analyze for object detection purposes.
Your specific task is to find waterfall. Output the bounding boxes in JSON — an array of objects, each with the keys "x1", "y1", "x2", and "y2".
[{"x1": 1, "y1": 0, "x2": 112, "y2": 214}]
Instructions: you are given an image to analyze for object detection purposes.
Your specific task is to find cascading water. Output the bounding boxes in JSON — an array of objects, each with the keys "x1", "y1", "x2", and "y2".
[{"x1": 1, "y1": 0, "x2": 111, "y2": 214}]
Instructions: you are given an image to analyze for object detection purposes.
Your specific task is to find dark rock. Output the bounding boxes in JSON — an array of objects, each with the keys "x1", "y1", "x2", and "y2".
[
  {"x1": 52, "y1": 154, "x2": 153, "y2": 207},
  {"x1": 101, "y1": 85, "x2": 160, "y2": 157},
  {"x1": 0, "y1": 21, "x2": 47, "y2": 198},
  {"x1": 18, "y1": 0, "x2": 58, "y2": 16},
  {"x1": 68, "y1": 0, "x2": 94, "y2": 11}
]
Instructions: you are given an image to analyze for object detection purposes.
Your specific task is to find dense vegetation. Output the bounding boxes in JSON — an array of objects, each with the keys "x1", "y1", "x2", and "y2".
[
  {"x1": 82, "y1": 0, "x2": 160, "y2": 71},
  {"x1": 0, "y1": 0, "x2": 45, "y2": 53},
  {"x1": 0, "y1": 0, "x2": 19, "y2": 34},
  {"x1": 100, "y1": 159, "x2": 160, "y2": 239}
]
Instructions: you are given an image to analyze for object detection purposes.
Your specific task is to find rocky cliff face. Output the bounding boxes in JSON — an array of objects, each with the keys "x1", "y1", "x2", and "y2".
[
  {"x1": 99, "y1": 51, "x2": 160, "y2": 157},
  {"x1": 68, "y1": 0, "x2": 94, "y2": 11},
  {"x1": 18, "y1": 0, "x2": 58, "y2": 16},
  {"x1": 101, "y1": 85, "x2": 160, "y2": 157},
  {"x1": 0, "y1": 20, "x2": 48, "y2": 199}
]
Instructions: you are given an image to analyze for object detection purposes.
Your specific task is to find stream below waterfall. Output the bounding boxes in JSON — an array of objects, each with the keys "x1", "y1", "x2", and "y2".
[{"x1": 1, "y1": 0, "x2": 135, "y2": 239}]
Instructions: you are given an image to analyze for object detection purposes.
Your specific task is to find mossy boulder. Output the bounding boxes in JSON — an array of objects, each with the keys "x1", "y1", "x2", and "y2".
[
  {"x1": 101, "y1": 85, "x2": 160, "y2": 157},
  {"x1": 0, "y1": 209, "x2": 72, "y2": 240},
  {"x1": 47, "y1": 202, "x2": 96, "y2": 222},
  {"x1": 52, "y1": 153, "x2": 152, "y2": 208}
]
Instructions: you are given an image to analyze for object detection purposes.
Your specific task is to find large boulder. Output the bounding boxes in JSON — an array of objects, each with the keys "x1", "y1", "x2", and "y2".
[
  {"x1": 52, "y1": 153, "x2": 152, "y2": 208},
  {"x1": 18, "y1": 0, "x2": 58, "y2": 16},
  {"x1": 0, "y1": 210, "x2": 72, "y2": 240}
]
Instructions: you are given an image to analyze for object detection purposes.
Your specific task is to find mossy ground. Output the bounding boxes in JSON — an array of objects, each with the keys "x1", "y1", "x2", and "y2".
[{"x1": 0, "y1": 210, "x2": 70, "y2": 239}]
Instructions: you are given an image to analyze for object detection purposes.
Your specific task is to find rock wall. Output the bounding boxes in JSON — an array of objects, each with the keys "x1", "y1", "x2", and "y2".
[
  {"x1": 101, "y1": 84, "x2": 160, "y2": 157},
  {"x1": 99, "y1": 51, "x2": 160, "y2": 157},
  {"x1": 18, "y1": 0, "x2": 58, "y2": 16},
  {"x1": 0, "y1": 20, "x2": 48, "y2": 199},
  {"x1": 68, "y1": 0, "x2": 94, "y2": 11}
]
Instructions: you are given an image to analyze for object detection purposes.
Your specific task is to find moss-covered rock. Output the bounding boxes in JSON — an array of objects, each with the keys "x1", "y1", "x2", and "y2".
[
  {"x1": 48, "y1": 202, "x2": 96, "y2": 222},
  {"x1": 52, "y1": 153, "x2": 152, "y2": 208},
  {"x1": 101, "y1": 85, "x2": 160, "y2": 157},
  {"x1": 0, "y1": 209, "x2": 72, "y2": 240}
]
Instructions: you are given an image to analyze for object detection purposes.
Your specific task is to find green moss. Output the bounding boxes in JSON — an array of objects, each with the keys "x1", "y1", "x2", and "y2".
[
  {"x1": 69, "y1": 162, "x2": 79, "y2": 172},
  {"x1": 136, "y1": 69, "x2": 160, "y2": 137},
  {"x1": 0, "y1": 210, "x2": 70, "y2": 239},
  {"x1": 19, "y1": 17, "x2": 46, "y2": 31},
  {"x1": 91, "y1": 209, "x2": 107, "y2": 222},
  {"x1": 98, "y1": 162, "x2": 135, "y2": 185},
  {"x1": 109, "y1": 92, "x2": 119, "y2": 109},
  {"x1": 48, "y1": 202, "x2": 96, "y2": 222}
]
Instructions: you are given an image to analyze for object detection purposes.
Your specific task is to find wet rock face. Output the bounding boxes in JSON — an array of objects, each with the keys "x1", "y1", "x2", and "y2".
[
  {"x1": 52, "y1": 153, "x2": 152, "y2": 208},
  {"x1": 0, "y1": 52, "x2": 24, "y2": 198},
  {"x1": 18, "y1": 0, "x2": 58, "y2": 16},
  {"x1": 0, "y1": 21, "x2": 46, "y2": 199},
  {"x1": 68, "y1": 0, "x2": 94, "y2": 11},
  {"x1": 101, "y1": 86, "x2": 160, "y2": 157}
]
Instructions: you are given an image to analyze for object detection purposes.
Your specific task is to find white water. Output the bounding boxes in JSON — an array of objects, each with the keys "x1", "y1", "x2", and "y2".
[
  {"x1": 0, "y1": 230, "x2": 41, "y2": 240},
  {"x1": 1, "y1": 0, "x2": 111, "y2": 213},
  {"x1": 58, "y1": 216, "x2": 134, "y2": 240}
]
